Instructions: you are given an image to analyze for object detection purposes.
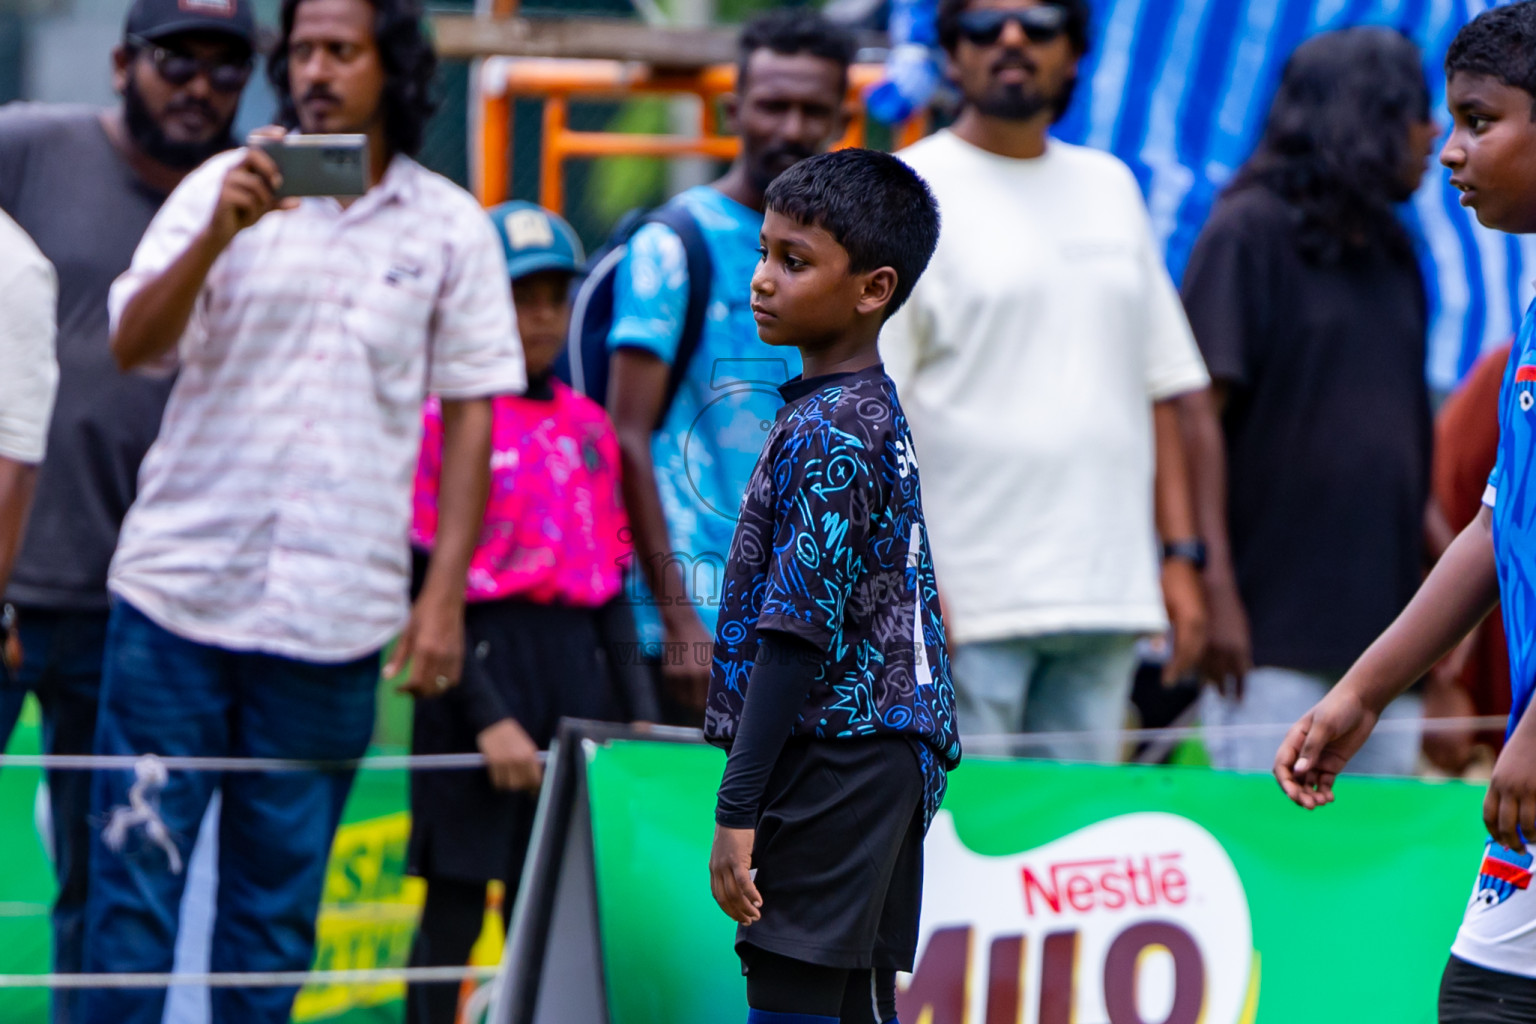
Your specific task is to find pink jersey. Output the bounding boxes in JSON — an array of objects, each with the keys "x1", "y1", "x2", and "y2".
[{"x1": 411, "y1": 382, "x2": 631, "y2": 606}]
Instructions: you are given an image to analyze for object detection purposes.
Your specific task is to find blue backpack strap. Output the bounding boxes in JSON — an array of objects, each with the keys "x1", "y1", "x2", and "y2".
[{"x1": 643, "y1": 203, "x2": 714, "y2": 428}]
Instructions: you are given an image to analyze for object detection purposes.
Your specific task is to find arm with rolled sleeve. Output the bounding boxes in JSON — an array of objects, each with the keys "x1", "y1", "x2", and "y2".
[
  {"x1": 0, "y1": 213, "x2": 58, "y2": 595},
  {"x1": 106, "y1": 153, "x2": 233, "y2": 376}
]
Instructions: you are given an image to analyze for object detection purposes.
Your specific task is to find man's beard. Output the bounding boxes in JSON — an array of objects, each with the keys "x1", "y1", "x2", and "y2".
[
  {"x1": 973, "y1": 82, "x2": 1055, "y2": 121},
  {"x1": 123, "y1": 75, "x2": 237, "y2": 170},
  {"x1": 970, "y1": 51, "x2": 1069, "y2": 122}
]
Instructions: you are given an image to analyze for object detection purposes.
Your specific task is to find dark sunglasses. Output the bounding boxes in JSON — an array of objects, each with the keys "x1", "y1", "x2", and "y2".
[
  {"x1": 955, "y1": 6, "x2": 1069, "y2": 47},
  {"x1": 128, "y1": 35, "x2": 252, "y2": 94}
]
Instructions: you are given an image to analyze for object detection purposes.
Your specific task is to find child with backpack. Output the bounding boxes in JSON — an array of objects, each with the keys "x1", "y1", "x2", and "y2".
[{"x1": 404, "y1": 201, "x2": 653, "y2": 1024}]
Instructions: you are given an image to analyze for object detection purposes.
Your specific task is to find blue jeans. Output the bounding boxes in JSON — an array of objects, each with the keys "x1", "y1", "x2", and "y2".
[
  {"x1": 950, "y1": 632, "x2": 1141, "y2": 762},
  {"x1": 80, "y1": 601, "x2": 379, "y2": 1024},
  {"x1": 0, "y1": 609, "x2": 110, "y2": 1024}
]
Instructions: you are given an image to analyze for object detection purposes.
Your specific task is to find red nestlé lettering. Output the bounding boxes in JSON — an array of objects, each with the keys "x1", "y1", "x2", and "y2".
[{"x1": 1021, "y1": 854, "x2": 1189, "y2": 916}]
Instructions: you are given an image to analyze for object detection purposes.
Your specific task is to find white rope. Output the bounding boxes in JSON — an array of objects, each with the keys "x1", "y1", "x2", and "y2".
[
  {"x1": 0, "y1": 752, "x2": 541, "y2": 772},
  {"x1": 0, "y1": 716, "x2": 1512, "y2": 771},
  {"x1": 0, "y1": 965, "x2": 498, "y2": 989},
  {"x1": 961, "y1": 714, "x2": 1512, "y2": 753}
]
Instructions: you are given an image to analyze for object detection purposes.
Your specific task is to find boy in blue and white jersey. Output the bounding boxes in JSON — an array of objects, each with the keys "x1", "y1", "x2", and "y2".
[{"x1": 1273, "y1": 7, "x2": 1536, "y2": 1019}]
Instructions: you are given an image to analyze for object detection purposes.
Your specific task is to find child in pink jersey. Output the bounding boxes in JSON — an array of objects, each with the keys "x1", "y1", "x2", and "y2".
[{"x1": 404, "y1": 202, "x2": 652, "y2": 1024}]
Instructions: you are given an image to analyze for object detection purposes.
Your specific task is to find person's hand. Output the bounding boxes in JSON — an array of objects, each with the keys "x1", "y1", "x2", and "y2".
[
  {"x1": 662, "y1": 607, "x2": 714, "y2": 714},
  {"x1": 709, "y1": 824, "x2": 761, "y2": 925},
  {"x1": 1486, "y1": 718, "x2": 1536, "y2": 852},
  {"x1": 1200, "y1": 577, "x2": 1252, "y2": 696},
  {"x1": 1423, "y1": 638, "x2": 1478, "y2": 775},
  {"x1": 1160, "y1": 558, "x2": 1208, "y2": 684},
  {"x1": 385, "y1": 588, "x2": 465, "y2": 698},
  {"x1": 203, "y1": 136, "x2": 294, "y2": 248},
  {"x1": 477, "y1": 718, "x2": 543, "y2": 791},
  {"x1": 1273, "y1": 686, "x2": 1378, "y2": 809}
]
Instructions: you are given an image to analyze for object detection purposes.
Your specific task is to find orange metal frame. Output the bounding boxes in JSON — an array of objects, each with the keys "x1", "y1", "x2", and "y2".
[{"x1": 473, "y1": 57, "x2": 928, "y2": 212}]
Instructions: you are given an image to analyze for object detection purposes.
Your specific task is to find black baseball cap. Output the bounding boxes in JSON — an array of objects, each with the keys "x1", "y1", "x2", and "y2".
[{"x1": 124, "y1": 0, "x2": 257, "y2": 47}]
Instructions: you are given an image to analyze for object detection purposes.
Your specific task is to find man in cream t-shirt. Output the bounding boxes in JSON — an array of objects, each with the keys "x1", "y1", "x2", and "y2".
[{"x1": 883, "y1": 0, "x2": 1211, "y2": 760}]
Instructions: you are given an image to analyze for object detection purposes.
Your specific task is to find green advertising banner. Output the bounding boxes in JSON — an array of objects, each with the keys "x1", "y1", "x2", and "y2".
[
  {"x1": 584, "y1": 739, "x2": 1488, "y2": 1024},
  {"x1": 0, "y1": 691, "x2": 513, "y2": 1024}
]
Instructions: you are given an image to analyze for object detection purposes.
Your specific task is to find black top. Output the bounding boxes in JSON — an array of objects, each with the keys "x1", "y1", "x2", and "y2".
[
  {"x1": 0, "y1": 104, "x2": 173, "y2": 611},
  {"x1": 703, "y1": 364, "x2": 960, "y2": 829},
  {"x1": 1181, "y1": 187, "x2": 1432, "y2": 674},
  {"x1": 714, "y1": 631, "x2": 822, "y2": 828}
]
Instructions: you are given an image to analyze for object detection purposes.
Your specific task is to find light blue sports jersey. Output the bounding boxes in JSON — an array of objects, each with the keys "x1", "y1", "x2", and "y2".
[
  {"x1": 608, "y1": 185, "x2": 801, "y2": 646},
  {"x1": 1486, "y1": 299, "x2": 1536, "y2": 738}
]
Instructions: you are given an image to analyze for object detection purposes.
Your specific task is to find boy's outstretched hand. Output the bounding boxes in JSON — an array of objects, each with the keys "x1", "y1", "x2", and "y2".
[
  {"x1": 1273, "y1": 686, "x2": 1378, "y2": 809},
  {"x1": 709, "y1": 825, "x2": 762, "y2": 925},
  {"x1": 1486, "y1": 714, "x2": 1536, "y2": 852}
]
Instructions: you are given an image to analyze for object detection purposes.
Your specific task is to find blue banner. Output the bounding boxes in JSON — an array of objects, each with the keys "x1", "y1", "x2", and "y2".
[{"x1": 1051, "y1": 0, "x2": 1533, "y2": 391}]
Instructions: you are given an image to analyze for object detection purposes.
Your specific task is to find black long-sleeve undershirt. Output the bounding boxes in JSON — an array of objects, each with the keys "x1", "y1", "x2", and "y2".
[{"x1": 715, "y1": 630, "x2": 823, "y2": 829}]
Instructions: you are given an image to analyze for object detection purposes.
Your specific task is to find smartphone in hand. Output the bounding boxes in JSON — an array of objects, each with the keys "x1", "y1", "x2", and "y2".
[{"x1": 251, "y1": 133, "x2": 368, "y2": 198}]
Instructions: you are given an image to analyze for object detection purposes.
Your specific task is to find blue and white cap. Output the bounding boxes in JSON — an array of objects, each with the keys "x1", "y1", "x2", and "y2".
[{"x1": 486, "y1": 201, "x2": 585, "y2": 281}]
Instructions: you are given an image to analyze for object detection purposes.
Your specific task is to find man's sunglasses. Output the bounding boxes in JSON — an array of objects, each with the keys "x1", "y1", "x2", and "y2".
[
  {"x1": 127, "y1": 35, "x2": 253, "y2": 94},
  {"x1": 955, "y1": 6, "x2": 1069, "y2": 47}
]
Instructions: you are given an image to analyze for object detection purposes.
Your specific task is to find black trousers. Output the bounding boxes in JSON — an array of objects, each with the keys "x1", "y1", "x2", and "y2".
[{"x1": 1440, "y1": 955, "x2": 1536, "y2": 1023}]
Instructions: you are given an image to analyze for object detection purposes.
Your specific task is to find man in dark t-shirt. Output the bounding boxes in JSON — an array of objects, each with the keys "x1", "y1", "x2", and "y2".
[
  {"x1": 1179, "y1": 28, "x2": 1439, "y2": 776},
  {"x1": 0, "y1": 0, "x2": 254, "y2": 1011}
]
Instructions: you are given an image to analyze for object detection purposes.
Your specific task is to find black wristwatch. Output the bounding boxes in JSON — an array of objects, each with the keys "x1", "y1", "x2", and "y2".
[{"x1": 1161, "y1": 539, "x2": 1208, "y2": 571}]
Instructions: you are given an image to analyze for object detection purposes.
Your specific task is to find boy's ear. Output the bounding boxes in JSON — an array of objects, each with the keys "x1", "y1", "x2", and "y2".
[{"x1": 856, "y1": 267, "x2": 899, "y2": 318}]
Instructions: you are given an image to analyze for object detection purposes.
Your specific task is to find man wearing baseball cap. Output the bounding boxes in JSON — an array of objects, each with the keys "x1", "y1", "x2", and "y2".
[{"x1": 0, "y1": 0, "x2": 255, "y2": 1017}]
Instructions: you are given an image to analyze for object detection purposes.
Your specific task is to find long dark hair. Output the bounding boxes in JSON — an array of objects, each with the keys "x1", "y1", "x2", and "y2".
[
  {"x1": 1228, "y1": 27, "x2": 1429, "y2": 264},
  {"x1": 267, "y1": 0, "x2": 438, "y2": 158}
]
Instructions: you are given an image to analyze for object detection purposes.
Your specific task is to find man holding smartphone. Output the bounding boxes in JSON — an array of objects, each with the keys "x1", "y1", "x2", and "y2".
[
  {"x1": 81, "y1": 0, "x2": 525, "y2": 1019},
  {"x1": 0, "y1": 2, "x2": 254, "y2": 1018}
]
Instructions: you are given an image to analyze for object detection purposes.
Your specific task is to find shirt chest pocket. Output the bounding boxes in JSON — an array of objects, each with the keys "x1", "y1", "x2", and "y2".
[{"x1": 340, "y1": 240, "x2": 441, "y2": 370}]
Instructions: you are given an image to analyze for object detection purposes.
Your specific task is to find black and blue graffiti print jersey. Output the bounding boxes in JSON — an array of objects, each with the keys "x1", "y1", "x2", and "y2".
[
  {"x1": 703, "y1": 363, "x2": 961, "y2": 828},
  {"x1": 1489, "y1": 300, "x2": 1536, "y2": 741}
]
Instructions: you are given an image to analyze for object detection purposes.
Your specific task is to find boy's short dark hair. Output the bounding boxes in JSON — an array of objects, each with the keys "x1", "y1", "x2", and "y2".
[
  {"x1": 738, "y1": 9, "x2": 857, "y2": 91},
  {"x1": 936, "y1": 0, "x2": 1092, "y2": 56},
  {"x1": 764, "y1": 148, "x2": 941, "y2": 320},
  {"x1": 1446, "y1": 1, "x2": 1536, "y2": 115}
]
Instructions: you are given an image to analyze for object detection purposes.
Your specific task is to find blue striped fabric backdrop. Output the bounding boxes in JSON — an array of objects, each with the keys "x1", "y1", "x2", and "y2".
[{"x1": 1049, "y1": 0, "x2": 1536, "y2": 391}]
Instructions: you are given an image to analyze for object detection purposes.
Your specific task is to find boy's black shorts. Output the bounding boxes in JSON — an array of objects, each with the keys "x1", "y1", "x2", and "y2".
[
  {"x1": 738, "y1": 735, "x2": 925, "y2": 972},
  {"x1": 1440, "y1": 955, "x2": 1536, "y2": 1023}
]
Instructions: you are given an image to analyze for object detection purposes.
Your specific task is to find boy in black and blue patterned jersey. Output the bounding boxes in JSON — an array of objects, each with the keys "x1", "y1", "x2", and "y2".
[{"x1": 705, "y1": 148, "x2": 958, "y2": 1024}]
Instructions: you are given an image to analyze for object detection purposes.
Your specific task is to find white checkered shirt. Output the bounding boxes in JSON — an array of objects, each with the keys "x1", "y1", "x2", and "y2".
[{"x1": 107, "y1": 150, "x2": 526, "y2": 662}]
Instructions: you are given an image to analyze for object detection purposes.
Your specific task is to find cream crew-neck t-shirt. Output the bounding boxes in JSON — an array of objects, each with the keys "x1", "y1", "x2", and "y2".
[{"x1": 883, "y1": 130, "x2": 1209, "y2": 645}]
